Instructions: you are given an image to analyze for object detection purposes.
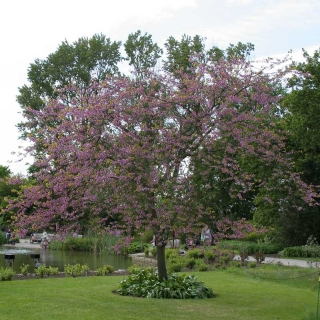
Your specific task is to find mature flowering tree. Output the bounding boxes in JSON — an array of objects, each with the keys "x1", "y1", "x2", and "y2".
[{"x1": 7, "y1": 55, "x2": 319, "y2": 279}]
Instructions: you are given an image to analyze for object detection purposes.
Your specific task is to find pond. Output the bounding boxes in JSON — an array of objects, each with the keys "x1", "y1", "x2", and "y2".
[{"x1": 0, "y1": 246, "x2": 133, "y2": 273}]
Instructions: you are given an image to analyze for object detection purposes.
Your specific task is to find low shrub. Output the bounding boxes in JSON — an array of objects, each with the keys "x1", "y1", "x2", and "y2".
[
  {"x1": 185, "y1": 248, "x2": 204, "y2": 259},
  {"x1": 259, "y1": 243, "x2": 282, "y2": 254},
  {"x1": 35, "y1": 265, "x2": 59, "y2": 278},
  {"x1": 0, "y1": 267, "x2": 15, "y2": 281},
  {"x1": 229, "y1": 261, "x2": 241, "y2": 268},
  {"x1": 64, "y1": 263, "x2": 90, "y2": 277},
  {"x1": 20, "y1": 263, "x2": 29, "y2": 276},
  {"x1": 242, "y1": 232, "x2": 265, "y2": 242},
  {"x1": 219, "y1": 240, "x2": 281, "y2": 254},
  {"x1": 35, "y1": 265, "x2": 47, "y2": 278},
  {"x1": 172, "y1": 247, "x2": 235, "y2": 270},
  {"x1": 167, "y1": 254, "x2": 185, "y2": 273},
  {"x1": 145, "y1": 246, "x2": 157, "y2": 257},
  {"x1": 204, "y1": 250, "x2": 217, "y2": 263},
  {"x1": 144, "y1": 247, "x2": 150, "y2": 257},
  {"x1": 216, "y1": 249, "x2": 235, "y2": 264},
  {"x1": 150, "y1": 247, "x2": 157, "y2": 257},
  {"x1": 219, "y1": 255, "x2": 231, "y2": 266},
  {"x1": 167, "y1": 253, "x2": 183, "y2": 264},
  {"x1": 248, "y1": 262, "x2": 257, "y2": 268},
  {"x1": 47, "y1": 266, "x2": 59, "y2": 275},
  {"x1": 281, "y1": 245, "x2": 320, "y2": 258},
  {"x1": 117, "y1": 268, "x2": 215, "y2": 299},
  {"x1": 127, "y1": 264, "x2": 142, "y2": 274},
  {"x1": 253, "y1": 251, "x2": 265, "y2": 263},
  {"x1": 241, "y1": 243, "x2": 260, "y2": 254},
  {"x1": 218, "y1": 240, "x2": 253, "y2": 251},
  {"x1": 185, "y1": 258, "x2": 196, "y2": 269},
  {"x1": 165, "y1": 248, "x2": 179, "y2": 260},
  {"x1": 281, "y1": 247, "x2": 301, "y2": 257},
  {"x1": 195, "y1": 259, "x2": 208, "y2": 271},
  {"x1": 96, "y1": 264, "x2": 114, "y2": 276},
  {"x1": 167, "y1": 262, "x2": 183, "y2": 273},
  {"x1": 239, "y1": 251, "x2": 249, "y2": 264}
]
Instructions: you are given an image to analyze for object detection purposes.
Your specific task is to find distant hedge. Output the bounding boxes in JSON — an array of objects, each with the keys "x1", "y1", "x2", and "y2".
[
  {"x1": 281, "y1": 246, "x2": 320, "y2": 258},
  {"x1": 219, "y1": 240, "x2": 281, "y2": 254}
]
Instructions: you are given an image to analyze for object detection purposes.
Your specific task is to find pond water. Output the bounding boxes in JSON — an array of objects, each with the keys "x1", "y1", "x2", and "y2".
[{"x1": 0, "y1": 247, "x2": 133, "y2": 273}]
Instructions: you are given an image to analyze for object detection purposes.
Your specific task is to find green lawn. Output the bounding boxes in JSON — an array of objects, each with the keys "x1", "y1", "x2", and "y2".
[{"x1": 0, "y1": 267, "x2": 318, "y2": 320}]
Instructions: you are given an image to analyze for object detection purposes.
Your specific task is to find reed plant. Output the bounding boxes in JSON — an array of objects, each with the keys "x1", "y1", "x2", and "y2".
[{"x1": 49, "y1": 234, "x2": 119, "y2": 253}]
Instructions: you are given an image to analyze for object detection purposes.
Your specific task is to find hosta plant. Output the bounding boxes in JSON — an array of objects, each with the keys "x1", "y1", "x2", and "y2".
[{"x1": 117, "y1": 268, "x2": 215, "y2": 299}]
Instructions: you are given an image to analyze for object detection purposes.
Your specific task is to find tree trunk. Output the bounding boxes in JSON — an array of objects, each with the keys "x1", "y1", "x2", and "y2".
[{"x1": 156, "y1": 245, "x2": 168, "y2": 280}]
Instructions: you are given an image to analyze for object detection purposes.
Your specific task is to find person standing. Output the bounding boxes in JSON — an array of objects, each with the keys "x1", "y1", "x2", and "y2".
[
  {"x1": 10, "y1": 231, "x2": 16, "y2": 245},
  {"x1": 201, "y1": 224, "x2": 212, "y2": 247},
  {"x1": 42, "y1": 231, "x2": 48, "y2": 240},
  {"x1": 41, "y1": 237, "x2": 49, "y2": 250},
  {"x1": 5, "y1": 228, "x2": 11, "y2": 244}
]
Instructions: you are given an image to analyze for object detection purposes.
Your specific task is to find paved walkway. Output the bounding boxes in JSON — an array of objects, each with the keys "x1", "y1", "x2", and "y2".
[
  {"x1": 233, "y1": 255, "x2": 316, "y2": 268},
  {"x1": 2, "y1": 242, "x2": 41, "y2": 249}
]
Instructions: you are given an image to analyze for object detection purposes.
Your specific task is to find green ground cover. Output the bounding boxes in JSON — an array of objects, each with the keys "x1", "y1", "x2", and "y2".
[{"x1": 0, "y1": 266, "x2": 318, "y2": 320}]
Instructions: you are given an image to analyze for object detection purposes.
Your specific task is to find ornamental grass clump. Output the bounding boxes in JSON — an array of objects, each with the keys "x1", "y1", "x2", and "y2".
[{"x1": 117, "y1": 268, "x2": 214, "y2": 299}]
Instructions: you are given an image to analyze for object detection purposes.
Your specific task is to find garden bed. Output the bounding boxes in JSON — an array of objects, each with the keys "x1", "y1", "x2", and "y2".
[{"x1": 12, "y1": 269, "x2": 129, "y2": 281}]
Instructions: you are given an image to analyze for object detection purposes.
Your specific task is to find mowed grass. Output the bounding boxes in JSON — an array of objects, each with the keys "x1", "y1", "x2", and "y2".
[{"x1": 0, "y1": 266, "x2": 318, "y2": 320}]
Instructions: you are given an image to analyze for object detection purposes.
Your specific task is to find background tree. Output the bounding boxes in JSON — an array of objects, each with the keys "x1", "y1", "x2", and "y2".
[
  {"x1": 163, "y1": 34, "x2": 254, "y2": 74},
  {"x1": 124, "y1": 30, "x2": 163, "y2": 78},
  {"x1": 284, "y1": 48, "x2": 320, "y2": 185},
  {"x1": 177, "y1": 38, "x2": 258, "y2": 227},
  {"x1": 8, "y1": 53, "x2": 318, "y2": 279},
  {"x1": 0, "y1": 165, "x2": 23, "y2": 230},
  {"x1": 254, "y1": 48, "x2": 320, "y2": 245},
  {"x1": 17, "y1": 33, "x2": 122, "y2": 140}
]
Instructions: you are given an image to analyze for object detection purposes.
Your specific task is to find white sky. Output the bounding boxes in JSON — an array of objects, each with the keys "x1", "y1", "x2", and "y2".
[{"x1": 1, "y1": 0, "x2": 319, "y2": 175}]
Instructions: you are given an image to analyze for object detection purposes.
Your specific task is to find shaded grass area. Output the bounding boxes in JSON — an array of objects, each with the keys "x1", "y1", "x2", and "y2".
[{"x1": 0, "y1": 267, "x2": 318, "y2": 320}]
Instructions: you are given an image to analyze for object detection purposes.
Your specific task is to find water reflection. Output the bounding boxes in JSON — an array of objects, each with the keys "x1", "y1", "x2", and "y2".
[{"x1": 0, "y1": 247, "x2": 132, "y2": 273}]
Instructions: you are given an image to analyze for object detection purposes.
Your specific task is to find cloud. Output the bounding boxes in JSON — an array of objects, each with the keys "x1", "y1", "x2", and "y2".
[
  {"x1": 187, "y1": 0, "x2": 320, "y2": 55},
  {"x1": 226, "y1": 0, "x2": 253, "y2": 6}
]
